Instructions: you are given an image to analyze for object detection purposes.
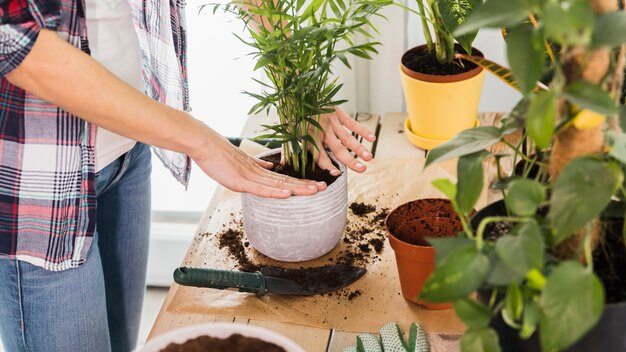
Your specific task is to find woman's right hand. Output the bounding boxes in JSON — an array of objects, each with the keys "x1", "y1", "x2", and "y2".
[{"x1": 190, "y1": 132, "x2": 327, "y2": 199}]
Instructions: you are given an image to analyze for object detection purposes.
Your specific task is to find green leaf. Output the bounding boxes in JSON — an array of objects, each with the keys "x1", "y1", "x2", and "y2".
[
  {"x1": 429, "y1": 237, "x2": 474, "y2": 263},
  {"x1": 439, "y1": 0, "x2": 482, "y2": 54},
  {"x1": 564, "y1": 81, "x2": 618, "y2": 116},
  {"x1": 420, "y1": 246, "x2": 490, "y2": 303},
  {"x1": 460, "y1": 328, "x2": 502, "y2": 352},
  {"x1": 620, "y1": 105, "x2": 626, "y2": 131},
  {"x1": 432, "y1": 178, "x2": 457, "y2": 200},
  {"x1": 425, "y1": 127, "x2": 502, "y2": 167},
  {"x1": 608, "y1": 131, "x2": 626, "y2": 165},
  {"x1": 504, "y1": 179, "x2": 546, "y2": 217},
  {"x1": 486, "y1": 250, "x2": 523, "y2": 286},
  {"x1": 539, "y1": 261, "x2": 605, "y2": 351},
  {"x1": 502, "y1": 283, "x2": 523, "y2": 328},
  {"x1": 520, "y1": 294, "x2": 541, "y2": 339},
  {"x1": 457, "y1": 151, "x2": 489, "y2": 214},
  {"x1": 455, "y1": 298, "x2": 492, "y2": 329},
  {"x1": 506, "y1": 25, "x2": 545, "y2": 94},
  {"x1": 454, "y1": 0, "x2": 532, "y2": 36},
  {"x1": 548, "y1": 157, "x2": 623, "y2": 244},
  {"x1": 542, "y1": 0, "x2": 594, "y2": 45},
  {"x1": 525, "y1": 91, "x2": 556, "y2": 149},
  {"x1": 592, "y1": 12, "x2": 626, "y2": 48},
  {"x1": 495, "y1": 221, "x2": 544, "y2": 276}
]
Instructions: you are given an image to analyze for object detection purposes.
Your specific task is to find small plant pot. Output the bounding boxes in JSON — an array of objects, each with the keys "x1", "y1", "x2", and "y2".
[
  {"x1": 241, "y1": 148, "x2": 347, "y2": 262},
  {"x1": 400, "y1": 45, "x2": 485, "y2": 150},
  {"x1": 385, "y1": 198, "x2": 463, "y2": 309}
]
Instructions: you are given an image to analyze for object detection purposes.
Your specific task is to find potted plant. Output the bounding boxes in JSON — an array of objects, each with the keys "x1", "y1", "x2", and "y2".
[
  {"x1": 420, "y1": 0, "x2": 626, "y2": 350},
  {"x1": 215, "y1": 0, "x2": 389, "y2": 261},
  {"x1": 400, "y1": 0, "x2": 484, "y2": 150},
  {"x1": 384, "y1": 198, "x2": 464, "y2": 309}
]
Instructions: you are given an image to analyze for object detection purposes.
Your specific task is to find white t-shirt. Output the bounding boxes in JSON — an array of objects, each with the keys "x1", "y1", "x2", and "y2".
[{"x1": 85, "y1": 0, "x2": 142, "y2": 171}]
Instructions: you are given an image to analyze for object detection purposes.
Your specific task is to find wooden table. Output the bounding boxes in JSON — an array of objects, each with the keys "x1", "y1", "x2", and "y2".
[{"x1": 148, "y1": 112, "x2": 506, "y2": 351}]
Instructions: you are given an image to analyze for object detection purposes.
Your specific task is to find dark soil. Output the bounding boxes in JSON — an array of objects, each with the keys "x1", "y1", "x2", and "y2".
[
  {"x1": 160, "y1": 334, "x2": 286, "y2": 352},
  {"x1": 402, "y1": 44, "x2": 478, "y2": 76},
  {"x1": 393, "y1": 217, "x2": 463, "y2": 246},
  {"x1": 349, "y1": 202, "x2": 376, "y2": 216},
  {"x1": 483, "y1": 221, "x2": 513, "y2": 242},
  {"x1": 262, "y1": 153, "x2": 339, "y2": 186}
]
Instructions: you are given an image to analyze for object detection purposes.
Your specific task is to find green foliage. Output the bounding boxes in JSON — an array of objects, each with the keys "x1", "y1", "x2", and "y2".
[
  {"x1": 420, "y1": 246, "x2": 490, "y2": 302},
  {"x1": 539, "y1": 261, "x2": 605, "y2": 351},
  {"x1": 215, "y1": 0, "x2": 388, "y2": 175},
  {"x1": 548, "y1": 157, "x2": 623, "y2": 245},
  {"x1": 460, "y1": 328, "x2": 501, "y2": 352},
  {"x1": 506, "y1": 24, "x2": 545, "y2": 94},
  {"x1": 525, "y1": 90, "x2": 556, "y2": 149},
  {"x1": 504, "y1": 179, "x2": 546, "y2": 217},
  {"x1": 410, "y1": 0, "x2": 481, "y2": 65},
  {"x1": 421, "y1": 1, "x2": 626, "y2": 351}
]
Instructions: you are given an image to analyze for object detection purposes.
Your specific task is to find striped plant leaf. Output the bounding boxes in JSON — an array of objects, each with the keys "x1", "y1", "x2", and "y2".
[
  {"x1": 456, "y1": 54, "x2": 521, "y2": 92},
  {"x1": 457, "y1": 54, "x2": 549, "y2": 93}
]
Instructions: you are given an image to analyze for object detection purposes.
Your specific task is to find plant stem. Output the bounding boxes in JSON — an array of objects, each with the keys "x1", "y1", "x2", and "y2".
[
  {"x1": 416, "y1": 0, "x2": 434, "y2": 53},
  {"x1": 475, "y1": 216, "x2": 532, "y2": 250}
]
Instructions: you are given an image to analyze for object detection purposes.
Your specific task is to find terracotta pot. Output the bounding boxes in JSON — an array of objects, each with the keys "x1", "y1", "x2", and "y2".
[
  {"x1": 385, "y1": 198, "x2": 463, "y2": 309},
  {"x1": 400, "y1": 45, "x2": 485, "y2": 150},
  {"x1": 241, "y1": 148, "x2": 347, "y2": 262}
]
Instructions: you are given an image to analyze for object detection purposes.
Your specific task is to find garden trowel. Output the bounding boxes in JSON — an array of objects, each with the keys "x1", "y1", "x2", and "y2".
[{"x1": 173, "y1": 265, "x2": 366, "y2": 296}]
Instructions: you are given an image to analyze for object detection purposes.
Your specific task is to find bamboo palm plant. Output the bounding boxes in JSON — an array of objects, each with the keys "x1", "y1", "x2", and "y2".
[{"x1": 214, "y1": 0, "x2": 389, "y2": 178}]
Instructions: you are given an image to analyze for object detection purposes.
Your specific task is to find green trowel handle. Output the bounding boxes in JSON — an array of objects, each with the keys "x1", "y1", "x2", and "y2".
[{"x1": 173, "y1": 267, "x2": 267, "y2": 296}]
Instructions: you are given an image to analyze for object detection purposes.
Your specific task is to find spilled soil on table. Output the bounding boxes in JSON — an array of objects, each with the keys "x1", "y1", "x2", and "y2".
[{"x1": 207, "y1": 200, "x2": 390, "y2": 300}]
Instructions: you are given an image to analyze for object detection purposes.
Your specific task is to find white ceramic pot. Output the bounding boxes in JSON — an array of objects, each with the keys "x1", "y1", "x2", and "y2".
[
  {"x1": 140, "y1": 323, "x2": 304, "y2": 352},
  {"x1": 241, "y1": 148, "x2": 348, "y2": 262}
]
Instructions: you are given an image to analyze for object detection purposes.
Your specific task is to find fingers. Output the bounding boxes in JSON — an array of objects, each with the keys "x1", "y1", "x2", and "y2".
[
  {"x1": 312, "y1": 139, "x2": 341, "y2": 176},
  {"x1": 335, "y1": 107, "x2": 376, "y2": 142},
  {"x1": 330, "y1": 118, "x2": 373, "y2": 162},
  {"x1": 323, "y1": 131, "x2": 367, "y2": 173},
  {"x1": 253, "y1": 157, "x2": 274, "y2": 170}
]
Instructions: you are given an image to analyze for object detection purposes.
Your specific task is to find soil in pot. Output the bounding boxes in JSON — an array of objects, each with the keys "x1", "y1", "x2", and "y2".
[
  {"x1": 401, "y1": 44, "x2": 478, "y2": 76},
  {"x1": 160, "y1": 334, "x2": 286, "y2": 352},
  {"x1": 261, "y1": 152, "x2": 339, "y2": 186}
]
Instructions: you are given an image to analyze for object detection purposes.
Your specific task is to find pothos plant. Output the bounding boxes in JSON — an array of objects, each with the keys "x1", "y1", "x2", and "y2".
[
  {"x1": 418, "y1": 0, "x2": 626, "y2": 351},
  {"x1": 411, "y1": 0, "x2": 482, "y2": 64},
  {"x1": 213, "y1": 0, "x2": 389, "y2": 178}
]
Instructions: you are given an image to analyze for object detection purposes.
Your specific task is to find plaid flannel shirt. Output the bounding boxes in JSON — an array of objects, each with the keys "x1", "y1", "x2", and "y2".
[{"x1": 0, "y1": 0, "x2": 190, "y2": 271}]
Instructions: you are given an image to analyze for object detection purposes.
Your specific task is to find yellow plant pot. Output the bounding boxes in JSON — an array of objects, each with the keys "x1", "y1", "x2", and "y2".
[{"x1": 400, "y1": 46, "x2": 485, "y2": 150}]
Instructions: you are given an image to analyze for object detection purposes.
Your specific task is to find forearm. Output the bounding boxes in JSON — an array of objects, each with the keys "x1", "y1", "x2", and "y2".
[{"x1": 6, "y1": 29, "x2": 213, "y2": 159}]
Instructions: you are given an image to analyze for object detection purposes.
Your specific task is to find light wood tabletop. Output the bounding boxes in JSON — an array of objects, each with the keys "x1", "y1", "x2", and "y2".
[{"x1": 147, "y1": 112, "x2": 508, "y2": 352}]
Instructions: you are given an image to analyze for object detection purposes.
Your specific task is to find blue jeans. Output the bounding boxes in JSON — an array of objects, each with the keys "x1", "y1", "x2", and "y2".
[{"x1": 0, "y1": 143, "x2": 152, "y2": 352}]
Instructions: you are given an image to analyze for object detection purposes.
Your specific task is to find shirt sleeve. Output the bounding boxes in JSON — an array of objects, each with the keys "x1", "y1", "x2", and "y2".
[{"x1": 0, "y1": 0, "x2": 61, "y2": 76}]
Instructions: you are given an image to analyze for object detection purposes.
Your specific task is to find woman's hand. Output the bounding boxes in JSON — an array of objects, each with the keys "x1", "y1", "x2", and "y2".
[
  {"x1": 191, "y1": 132, "x2": 327, "y2": 199},
  {"x1": 313, "y1": 107, "x2": 376, "y2": 175}
]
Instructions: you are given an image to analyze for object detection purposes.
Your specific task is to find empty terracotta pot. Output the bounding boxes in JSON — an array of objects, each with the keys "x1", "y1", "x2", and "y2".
[{"x1": 385, "y1": 198, "x2": 462, "y2": 309}]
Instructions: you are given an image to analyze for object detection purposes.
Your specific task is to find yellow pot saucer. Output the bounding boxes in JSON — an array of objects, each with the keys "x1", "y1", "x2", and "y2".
[{"x1": 404, "y1": 117, "x2": 479, "y2": 150}]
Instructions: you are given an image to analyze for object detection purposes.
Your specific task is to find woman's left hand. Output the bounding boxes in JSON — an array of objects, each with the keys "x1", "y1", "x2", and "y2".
[{"x1": 313, "y1": 107, "x2": 376, "y2": 175}]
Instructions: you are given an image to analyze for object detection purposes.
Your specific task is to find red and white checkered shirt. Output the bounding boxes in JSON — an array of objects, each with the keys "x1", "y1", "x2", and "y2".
[{"x1": 0, "y1": 0, "x2": 191, "y2": 271}]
